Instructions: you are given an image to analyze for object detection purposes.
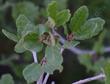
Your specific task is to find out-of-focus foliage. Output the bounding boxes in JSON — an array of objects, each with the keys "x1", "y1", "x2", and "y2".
[{"x1": 0, "y1": 74, "x2": 14, "y2": 84}]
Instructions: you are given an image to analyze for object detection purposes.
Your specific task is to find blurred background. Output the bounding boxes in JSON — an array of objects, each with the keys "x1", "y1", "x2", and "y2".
[{"x1": 0, "y1": 0, "x2": 110, "y2": 84}]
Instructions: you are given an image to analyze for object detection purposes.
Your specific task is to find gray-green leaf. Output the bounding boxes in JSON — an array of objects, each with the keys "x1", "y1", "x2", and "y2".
[
  {"x1": 47, "y1": 1, "x2": 57, "y2": 20},
  {"x1": 12, "y1": 1, "x2": 38, "y2": 21},
  {"x1": 23, "y1": 63, "x2": 43, "y2": 83},
  {"x1": 37, "y1": 24, "x2": 49, "y2": 36},
  {"x1": 0, "y1": 74, "x2": 14, "y2": 84},
  {"x1": 2, "y1": 29, "x2": 18, "y2": 42},
  {"x1": 70, "y1": 6, "x2": 89, "y2": 32},
  {"x1": 16, "y1": 14, "x2": 30, "y2": 36},
  {"x1": 14, "y1": 38, "x2": 26, "y2": 53},
  {"x1": 22, "y1": 23, "x2": 38, "y2": 37},
  {"x1": 74, "y1": 17, "x2": 105, "y2": 40},
  {"x1": 43, "y1": 45, "x2": 63, "y2": 74},
  {"x1": 56, "y1": 9, "x2": 71, "y2": 26},
  {"x1": 23, "y1": 33, "x2": 43, "y2": 52}
]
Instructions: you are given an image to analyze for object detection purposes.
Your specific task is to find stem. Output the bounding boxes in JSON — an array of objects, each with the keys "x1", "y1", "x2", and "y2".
[
  {"x1": 37, "y1": 72, "x2": 44, "y2": 84},
  {"x1": 72, "y1": 74, "x2": 105, "y2": 84},
  {"x1": 42, "y1": 73, "x2": 50, "y2": 84},
  {"x1": 31, "y1": 51, "x2": 40, "y2": 84},
  {"x1": 51, "y1": 81, "x2": 55, "y2": 84},
  {"x1": 53, "y1": 29, "x2": 110, "y2": 55},
  {"x1": 32, "y1": 51, "x2": 38, "y2": 63}
]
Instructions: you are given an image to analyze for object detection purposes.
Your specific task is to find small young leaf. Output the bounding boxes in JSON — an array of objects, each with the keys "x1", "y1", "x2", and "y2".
[
  {"x1": 63, "y1": 40, "x2": 79, "y2": 49},
  {"x1": 47, "y1": 1, "x2": 57, "y2": 20},
  {"x1": 70, "y1": 6, "x2": 89, "y2": 32},
  {"x1": 16, "y1": 14, "x2": 30, "y2": 36},
  {"x1": 56, "y1": 9, "x2": 71, "y2": 26},
  {"x1": 14, "y1": 38, "x2": 26, "y2": 53},
  {"x1": 2, "y1": 29, "x2": 18, "y2": 42},
  {"x1": 23, "y1": 63, "x2": 43, "y2": 83},
  {"x1": 74, "y1": 17, "x2": 105, "y2": 40},
  {"x1": 103, "y1": 62, "x2": 110, "y2": 84},
  {"x1": 47, "y1": 1, "x2": 70, "y2": 27},
  {"x1": 0, "y1": 74, "x2": 14, "y2": 84},
  {"x1": 43, "y1": 45, "x2": 63, "y2": 74}
]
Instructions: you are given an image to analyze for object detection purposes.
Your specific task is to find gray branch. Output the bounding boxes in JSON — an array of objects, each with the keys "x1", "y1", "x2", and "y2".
[
  {"x1": 72, "y1": 74, "x2": 105, "y2": 84},
  {"x1": 53, "y1": 29, "x2": 110, "y2": 55}
]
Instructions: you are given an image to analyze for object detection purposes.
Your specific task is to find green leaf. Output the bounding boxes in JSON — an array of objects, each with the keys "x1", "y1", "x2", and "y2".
[
  {"x1": 2, "y1": 29, "x2": 18, "y2": 42},
  {"x1": 23, "y1": 63, "x2": 43, "y2": 83},
  {"x1": 46, "y1": 17, "x2": 56, "y2": 28},
  {"x1": 78, "y1": 54, "x2": 93, "y2": 71},
  {"x1": 47, "y1": 1, "x2": 57, "y2": 20},
  {"x1": 0, "y1": 74, "x2": 14, "y2": 84},
  {"x1": 37, "y1": 24, "x2": 49, "y2": 36},
  {"x1": 56, "y1": 9, "x2": 71, "y2": 26},
  {"x1": 22, "y1": 23, "x2": 38, "y2": 37},
  {"x1": 70, "y1": 6, "x2": 89, "y2": 32},
  {"x1": 47, "y1": 1, "x2": 70, "y2": 27},
  {"x1": 12, "y1": 1, "x2": 38, "y2": 21},
  {"x1": 63, "y1": 40, "x2": 79, "y2": 49},
  {"x1": 74, "y1": 17, "x2": 105, "y2": 40},
  {"x1": 44, "y1": 0, "x2": 67, "y2": 9},
  {"x1": 43, "y1": 45, "x2": 63, "y2": 74},
  {"x1": 16, "y1": 14, "x2": 30, "y2": 36},
  {"x1": 103, "y1": 62, "x2": 110, "y2": 84},
  {"x1": 93, "y1": 57, "x2": 107, "y2": 72},
  {"x1": 14, "y1": 38, "x2": 26, "y2": 53},
  {"x1": 23, "y1": 33, "x2": 43, "y2": 52},
  {"x1": 93, "y1": 31, "x2": 106, "y2": 53}
]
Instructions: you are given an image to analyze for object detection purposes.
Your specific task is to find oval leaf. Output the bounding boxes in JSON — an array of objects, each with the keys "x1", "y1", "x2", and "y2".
[
  {"x1": 56, "y1": 9, "x2": 71, "y2": 26},
  {"x1": 70, "y1": 6, "x2": 89, "y2": 32},
  {"x1": 16, "y1": 14, "x2": 30, "y2": 36},
  {"x1": 74, "y1": 17, "x2": 105, "y2": 40},
  {"x1": 2, "y1": 29, "x2": 18, "y2": 42},
  {"x1": 23, "y1": 63, "x2": 43, "y2": 83},
  {"x1": 47, "y1": 1, "x2": 57, "y2": 20},
  {"x1": 43, "y1": 45, "x2": 63, "y2": 74},
  {"x1": 0, "y1": 74, "x2": 14, "y2": 84}
]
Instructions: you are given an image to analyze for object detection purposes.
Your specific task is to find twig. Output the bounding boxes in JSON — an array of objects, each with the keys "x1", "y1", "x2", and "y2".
[
  {"x1": 31, "y1": 51, "x2": 38, "y2": 63},
  {"x1": 31, "y1": 51, "x2": 41, "y2": 84},
  {"x1": 72, "y1": 74, "x2": 105, "y2": 84},
  {"x1": 42, "y1": 73, "x2": 50, "y2": 84},
  {"x1": 51, "y1": 81, "x2": 55, "y2": 84},
  {"x1": 53, "y1": 29, "x2": 110, "y2": 55},
  {"x1": 37, "y1": 72, "x2": 44, "y2": 84}
]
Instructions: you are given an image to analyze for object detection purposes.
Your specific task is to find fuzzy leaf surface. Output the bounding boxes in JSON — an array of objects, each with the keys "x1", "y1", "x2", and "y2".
[
  {"x1": 70, "y1": 6, "x2": 89, "y2": 32},
  {"x1": 74, "y1": 17, "x2": 105, "y2": 40},
  {"x1": 56, "y1": 9, "x2": 71, "y2": 26},
  {"x1": 0, "y1": 74, "x2": 14, "y2": 84},
  {"x1": 2, "y1": 29, "x2": 18, "y2": 42},
  {"x1": 23, "y1": 63, "x2": 42, "y2": 83},
  {"x1": 43, "y1": 45, "x2": 63, "y2": 74}
]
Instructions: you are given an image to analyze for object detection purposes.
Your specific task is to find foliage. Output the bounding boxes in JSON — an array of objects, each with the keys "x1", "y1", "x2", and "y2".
[
  {"x1": 1, "y1": 0, "x2": 110, "y2": 84},
  {"x1": 0, "y1": 74, "x2": 14, "y2": 84}
]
